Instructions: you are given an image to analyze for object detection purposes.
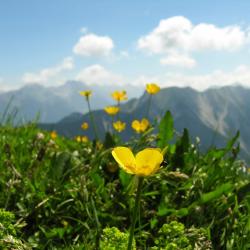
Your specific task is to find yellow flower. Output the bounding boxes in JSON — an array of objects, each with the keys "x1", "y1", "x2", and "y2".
[
  {"x1": 113, "y1": 121, "x2": 126, "y2": 132},
  {"x1": 75, "y1": 136, "x2": 82, "y2": 142},
  {"x1": 96, "y1": 141, "x2": 103, "y2": 150},
  {"x1": 111, "y1": 91, "x2": 127, "y2": 102},
  {"x1": 146, "y1": 83, "x2": 160, "y2": 95},
  {"x1": 81, "y1": 136, "x2": 88, "y2": 143},
  {"x1": 50, "y1": 131, "x2": 57, "y2": 139},
  {"x1": 112, "y1": 147, "x2": 163, "y2": 176},
  {"x1": 104, "y1": 106, "x2": 120, "y2": 116},
  {"x1": 81, "y1": 122, "x2": 89, "y2": 130},
  {"x1": 131, "y1": 118, "x2": 150, "y2": 133},
  {"x1": 79, "y1": 90, "x2": 92, "y2": 98}
]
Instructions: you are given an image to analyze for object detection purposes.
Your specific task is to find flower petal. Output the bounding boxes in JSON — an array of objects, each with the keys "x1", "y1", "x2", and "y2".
[
  {"x1": 112, "y1": 147, "x2": 136, "y2": 174},
  {"x1": 135, "y1": 148, "x2": 163, "y2": 176}
]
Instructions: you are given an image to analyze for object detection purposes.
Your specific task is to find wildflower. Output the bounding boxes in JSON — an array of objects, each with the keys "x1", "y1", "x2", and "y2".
[
  {"x1": 113, "y1": 121, "x2": 126, "y2": 132},
  {"x1": 111, "y1": 91, "x2": 127, "y2": 102},
  {"x1": 79, "y1": 90, "x2": 92, "y2": 98},
  {"x1": 104, "y1": 106, "x2": 120, "y2": 116},
  {"x1": 81, "y1": 122, "x2": 89, "y2": 130},
  {"x1": 50, "y1": 131, "x2": 57, "y2": 139},
  {"x1": 36, "y1": 132, "x2": 45, "y2": 140},
  {"x1": 96, "y1": 141, "x2": 103, "y2": 150},
  {"x1": 75, "y1": 136, "x2": 81, "y2": 142},
  {"x1": 81, "y1": 136, "x2": 88, "y2": 143},
  {"x1": 112, "y1": 147, "x2": 163, "y2": 176},
  {"x1": 131, "y1": 118, "x2": 149, "y2": 133},
  {"x1": 146, "y1": 83, "x2": 160, "y2": 95}
]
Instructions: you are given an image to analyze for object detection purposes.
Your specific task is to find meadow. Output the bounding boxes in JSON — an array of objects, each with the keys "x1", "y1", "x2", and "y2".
[{"x1": 0, "y1": 84, "x2": 250, "y2": 249}]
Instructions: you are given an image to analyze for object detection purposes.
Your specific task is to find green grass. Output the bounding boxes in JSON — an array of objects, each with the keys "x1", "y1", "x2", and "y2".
[{"x1": 0, "y1": 112, "x2": 250, "y2": 249}]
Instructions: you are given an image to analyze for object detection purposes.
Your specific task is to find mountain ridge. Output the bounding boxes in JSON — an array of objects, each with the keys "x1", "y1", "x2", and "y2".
[{"x1": 39, "y1": 85, "x2": 250, "y2": 159}]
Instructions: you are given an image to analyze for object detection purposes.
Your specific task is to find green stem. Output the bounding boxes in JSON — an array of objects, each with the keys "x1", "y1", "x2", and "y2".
[
  {"x1": 146, "y1": 95, "x2": 152, "y2": 119},
  {"x1": 117, "y1": 100, "x2": 121, "y2": 120},
  {"x1": 87, "y1": 98, "x2": 99, "y2": 141},
  {"x1": 127, "y1": 177, "x2": 144, "y2": 250},
  {"x1": 91, "y1": 197, "x2": 100, "y2": 250}
]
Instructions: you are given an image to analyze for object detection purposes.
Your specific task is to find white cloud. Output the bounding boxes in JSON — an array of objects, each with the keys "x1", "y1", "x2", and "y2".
[
  {"x1": 138, "y1": 16, "x2": 250, "y2": 67},
  {"x1": 73, "y1": 33, "x2": 114, "y2": 57},
  {"x1": 22, "y1": 57, "x2": 74, "y2": 85},
  {"x1": 160, "y1": 53, "x2": 196, "y2": 68},
  {"x1": 76, "y1": 64, "x2": 125, "y2": 85},
  {"x1": 131, "y1": 65, "x2": 250, "y2": 91}
]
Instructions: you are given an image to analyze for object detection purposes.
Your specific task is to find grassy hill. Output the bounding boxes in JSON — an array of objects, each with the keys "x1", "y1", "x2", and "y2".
[{"x1": 1, "y1": 111, "x2": 250, "y2": 249}]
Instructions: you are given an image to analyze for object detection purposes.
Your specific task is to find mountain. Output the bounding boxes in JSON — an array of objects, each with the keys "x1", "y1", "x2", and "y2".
[
  {"x1": 0, "y1": 81, "x2": 142, "y2": 123},
  {"x1": 39, "y1": 85, "x2": 250, "y2": 159}
]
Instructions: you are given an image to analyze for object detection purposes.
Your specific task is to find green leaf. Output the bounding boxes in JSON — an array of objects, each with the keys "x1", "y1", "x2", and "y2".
[
  {"x1": 200, "y1": 183, "x2": 233, "y2": 203},
  {"x1": 157, "y1": 110, "x2": 174, "y2": 149},
  {"x1": 104, "y1": 132, "x2": 116, "y2": 149},
  {"x1": 119, "y1": 169, "x2": 132, "y2": 188}
]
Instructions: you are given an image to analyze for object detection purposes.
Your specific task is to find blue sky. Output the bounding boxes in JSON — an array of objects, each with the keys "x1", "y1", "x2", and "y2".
[{"x1": 1, "y1": 0, "x2": 250, "y2": 91}]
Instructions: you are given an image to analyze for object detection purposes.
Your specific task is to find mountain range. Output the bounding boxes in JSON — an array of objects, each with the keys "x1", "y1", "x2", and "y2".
[
  {"x1": 39, "y1": 85, "x2": 250, "y2": 160},
  {"x1": 0, "y1": 81, "x2": 142, "y2": 123}
]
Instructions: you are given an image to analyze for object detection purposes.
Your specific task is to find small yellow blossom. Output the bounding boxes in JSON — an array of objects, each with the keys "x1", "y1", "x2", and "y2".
[
  {"x1": 112, "y1": 147, "x2": 163, "y2": 176},
  {"x1": 81, "y1": 136, "x2": 88, "y2": 143},
  {"x1": 131, "y1": 118, "x2": 150, "y2": 133},
  {"x1": 111, "y1": 91, "x2": 127, "y2": 102},
  {"x1": 146, "y1": 83, "x2": 160, "y2": 95},
  {"x1": 79, "y1": 90, "x2": 92, "y2": 98},
  {"x1": 104, "y1": 106, "x2": 120, "y2": 116},
  {"x1": 75, "y1": 136, "x2": 82, "y2": 142},
  {"x1": 96, "y1": 141, "x2": 103, "y2": 150},
  {"x1": 50, "y1": 131, "x2": 57, "y2": 139},
  {"x1": 113, "y1": 121, "x2": 126, "y2": 132},
  {"x1": 81, "y1": 122, "x2": 89, "y2": 130}
]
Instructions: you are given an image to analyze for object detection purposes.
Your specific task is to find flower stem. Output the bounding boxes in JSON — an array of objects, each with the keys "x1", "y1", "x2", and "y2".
[
  {"x1": 117, "y1": 100, "x2": 121, "y2": 120},
  {"x1": 86, "y1": 98, "x2": 99, "y2": 141},
  {"x1": 127, "y1": 177, "x2": 144, "y2": 250},
  {"x1": 146, "y1": 94, "x2": 152, "y2": 119}
]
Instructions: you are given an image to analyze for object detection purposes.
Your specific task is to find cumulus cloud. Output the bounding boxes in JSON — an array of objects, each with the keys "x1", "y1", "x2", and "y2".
[
  {"x1": 73, "y1": 33, "x2": 114, "y2": 57},
  {"x1": 132, "y1": 65, "x2": 250, "y2": 91},
  {"x1": 22, "y1": 57, "x2": 74, "y2": 85},
  {"x1": 76, "y1": 64, "x2": 125, "y2": 85},
  {"x1": 138, "y1": 16, "x2": 250, "y2": 67},
  {"x1": 160, "y1": 53, "x2": 196, "y2": 68}
]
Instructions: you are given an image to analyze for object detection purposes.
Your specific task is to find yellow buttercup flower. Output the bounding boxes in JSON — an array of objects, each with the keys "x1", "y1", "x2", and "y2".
[
  {"x1": 75, "y1": 136, "x2": 82, "y2": 142},
  {"x1": 81, "y1": 122, "x2": 89, "y2": 130},
  {"x1": 131, "y1": 118, "x2": 150, "y2": 133},
  {"x1": 81, "y1": 136, "x2": 88, "y2": 143},
  {"x1": 79, "y1": 90, "x2": 92, "y2": 98},
  {"x1": 50, "y1": 131, "x2": 57, "y2": 139},
  {"x1": 111, "y1": 90, "x2": 127, "y2": 102},
  {"x1": 146, "y1": 83, "x2": 160, "y2": 95},
  {"x1": 112, "y1": 147, "x2": 163, "y2": 176},
  {"x1": 75, "y1": 135, "x2": 88, "y2": 142},
  {"x1": 113, "y1": 121, "x2": 126, "y2": 132},
  {"x1": 104, "y1": 106, "x2": 120, "y2": 116}
]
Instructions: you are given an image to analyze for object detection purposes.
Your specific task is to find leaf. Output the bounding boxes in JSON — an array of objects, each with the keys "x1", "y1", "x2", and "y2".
[
  {"x1": 119, "y1": 169, "x2": 132, "y2": 188},
  {"x1": 90, "y1": 172, "x2": 104, "y2": 188},
  {"x1": 157, "y1": 111, "x2": 174, "y2": 149},
  {"x1": 50, "y1": 152, "x2": 71, "y2": 183},
  {"x1": 181, "y1": 128, "x2": 190, "y2": 152},
  {"x1": 103, "y1": 132, "x2": 115, "y2": 149},
  {"x1": 200, "y1": 183, "x2": 233, "y2": 203}
]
